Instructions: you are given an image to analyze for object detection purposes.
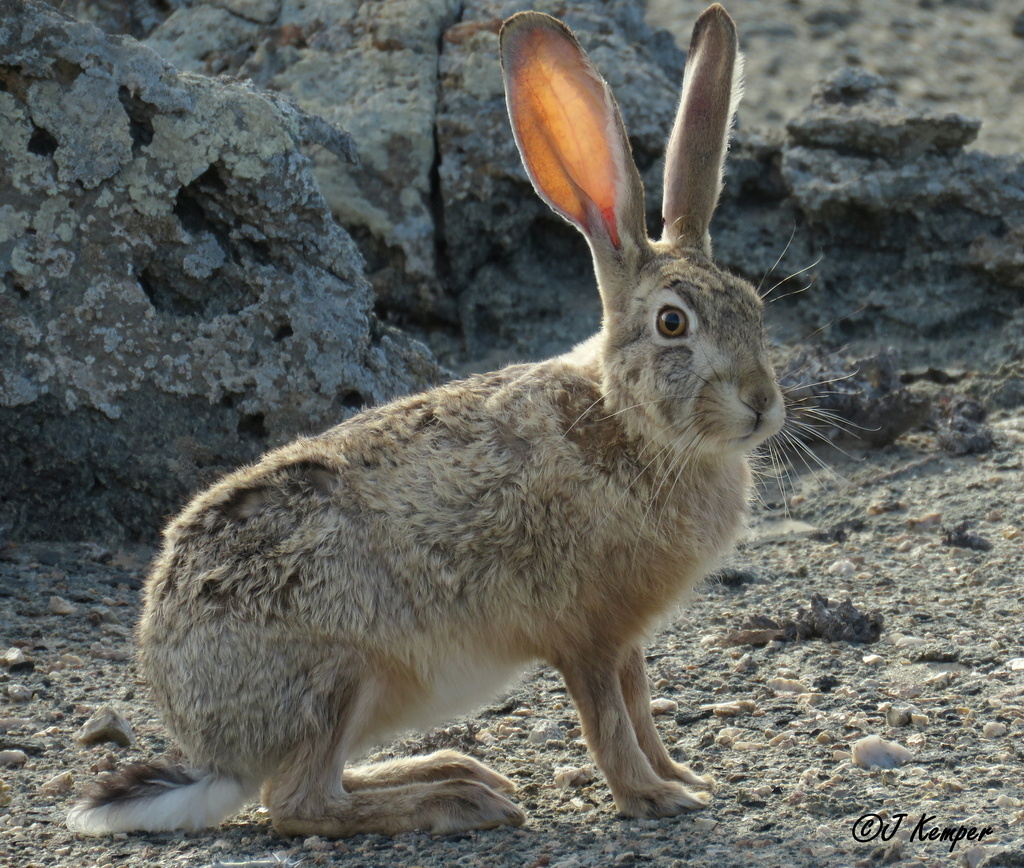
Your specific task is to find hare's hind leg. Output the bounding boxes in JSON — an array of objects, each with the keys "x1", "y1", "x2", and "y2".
[
  {"x1": 264, "y1": 684, "x2": 524, "y2": 838},
  {"x1": 619, "y1": 646, "x2": 714, "y2": 791},
  {"x1": 344, "y1": 750, "x2": 517, "y2": 795},
  {"x1": 559, "y1": 647, "x2": 710, "y2": 819}
]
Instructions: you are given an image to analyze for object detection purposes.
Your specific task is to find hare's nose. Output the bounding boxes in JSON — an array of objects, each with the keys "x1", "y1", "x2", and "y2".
[{"x1": 740, "y1": 383, "x2": 777, "y2": 416}]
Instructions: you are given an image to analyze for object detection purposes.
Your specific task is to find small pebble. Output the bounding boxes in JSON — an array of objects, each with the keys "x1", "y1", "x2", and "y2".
[
  {"x1": 907, "y1": 512, "x2": 941, "y2": 530},
  {"x1": 885, "y1": 705, "x2": 914, "y2": 727},
  {"x1": 649, "y1": 698, "x2": 677, "y2": 715},
  {"x1": 715, "y1": 726, "x2": 743, "y2": 747},
  {"x1": 7, "y1": 685, "x2": 32, "y2": 703},
  {"x1": 893, "y1": 635, "x2": 928, "y2": 648},
  {"x1": 962, "y1": 846, "x2": 987, "y2": 868},
  {"x1": 982, "y1": 721, "x2": 1007, "y2": 738},
  {"x1": 526, "y1": 719, "x2": 563, "y2": 745},
  {"x1": 1, "y1": 648, "x2": 26, "y2": 668},
  {"x1": 0, "y1": 750, "x2": 28, "y2": 768},
  {"x1": 767, "y1": 677, "x2": 808, "y2": 694},
  {"x1": 553, "y1": 765, "x2": 596, "y2": 790},
  {"x1": 713, "y1": 700, "x2": 757, "y2": 717},
  {"x1": 862, "y1": 654, "x2": 884, "y2": 666},
  {"x1": 49, "y1": 595, "x2": 77, "y2": 616},
  {"x1": 851, "y1": 734, "x2": 914, "y2": 769},
  {"x1": 40, "y1": 771, "x2": 73, "y2": 794},
  {"x1": 732, "y1": 653, "x2": 756, "y2": 673},
  {"x1": 827, "y1": 559, "x2": 856, "y2": 576},
  {"x1": 75, "y1": 705, "x2": 136, "y2": 748}
]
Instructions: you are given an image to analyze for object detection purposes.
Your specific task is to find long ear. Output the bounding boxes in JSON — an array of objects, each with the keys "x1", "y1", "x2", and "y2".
[
  {"x1": 499, "y1": 12, "x2": 646, "y2": 261},
  {"x1": 661, "y1": 3, "x2": 743, "y2": 256}
]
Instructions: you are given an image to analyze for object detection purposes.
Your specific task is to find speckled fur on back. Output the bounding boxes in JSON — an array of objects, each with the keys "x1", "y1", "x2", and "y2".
[{"x1": 67, "y1": 4, "x2": 786, "y2": 839}]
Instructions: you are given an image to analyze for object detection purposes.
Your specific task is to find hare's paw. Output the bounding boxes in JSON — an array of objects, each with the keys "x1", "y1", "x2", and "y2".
[
  {"x1": 345, "y1": 750, "x2": 518, "y2": 795},
  {"x1": 427, "y1": 780, "x2": 526, "y2": 833},
  {"x1": 615, "y1": 781, "x2": 710, "y2": 819},
  {"x1": 422, "y1": 750, "x2": 518, "y2": 795},
  {"x1": 660, "y1": 760, "x2": 715, "y2": 791}
]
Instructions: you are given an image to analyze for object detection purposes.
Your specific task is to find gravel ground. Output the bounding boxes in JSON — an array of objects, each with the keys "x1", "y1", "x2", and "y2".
[
  {"x1": 2, "y1": 396, "x2": 1023, "y2": 868},
  {"x1": 3, "y1": 2, "x2": 1024, "y2": 867}
]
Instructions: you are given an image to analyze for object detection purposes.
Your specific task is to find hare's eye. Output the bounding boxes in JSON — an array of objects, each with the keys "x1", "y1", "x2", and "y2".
[{"x1": 656, "y1": 306, "x2": 689, "y2": 338}]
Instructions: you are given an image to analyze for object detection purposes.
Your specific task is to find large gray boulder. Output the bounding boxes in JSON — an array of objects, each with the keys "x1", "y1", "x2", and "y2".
[
  {"x1": 713, "y1": 68, "x2": 1024, "y2": 363},
  {"x1": 0, "y1": 0, "x2": 443, "y2": 542},
  {"x1": 127, "y1": 0, "x2": 688, "y2": 365}
]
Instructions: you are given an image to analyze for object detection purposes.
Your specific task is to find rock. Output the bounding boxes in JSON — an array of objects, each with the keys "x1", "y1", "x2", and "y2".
[
  {"x1": 7, "y1": 684, "x2": 32, "y2": 703},
  {"x1": 982, "y1": 722, "x2": 1007, "y2": 738},
  {"x1": 527, "y1": 719, "x2": 564, "y2": 745},
  {"x1": 649, "y1": 698, "x2": 678, "y2": 715},
  {"x1": 776, "y1": 345, "x2": 931, "y2": 448},
  {"x1": 553, "y1": 765, "x2": 596, "y2": 790},
  {"x1": 827, "y1": 559, "x2": 856, "y2": 577},
  {"x1": 885, "y1": 704, "x2": 921, "y2": 727},
  {"x1": 48, "y1": 595, "x2": 77, "y2": 616},
  {"x1": 942, "y1": 521, "x2": 994, "y2": 552},
  {"x1": 936, "y1": 397, "x2": 996, "y2": 456},
  {"x1": 0, "y1": 0, "x2": 443, "y2": 543},
  {"x1": 787, "y1": 68, "x2": 981, "y2": 159},
  {"x1": 717, "y1": 73, "x2": 1024, "y2": 371},
  {"x1": 851, "y1": 734, "x2": 914, "y2": 769},
  {"x1": 74, "y1": 705, "x2": 136, "y2": 747},
  {"x1": 1, "y1": 647, "x2": 26, "y2": 668},
  {"x1": 712, "y1": 700, "x2": 757, "y2": 718},
  {"x1": 768, "y1": 677, "x2": 808, "y2": 695},
  {"x1": 0, "y1": 750, "x2": 28, "y2": 767},
  {"x1": 40, "y1": 771, "x2": 74, "y2": 794}
]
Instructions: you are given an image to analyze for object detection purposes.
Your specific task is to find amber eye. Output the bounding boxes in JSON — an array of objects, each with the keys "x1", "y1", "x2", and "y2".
[{"x1": 656, "y1": 306, "x2": 689, "y2": 338}]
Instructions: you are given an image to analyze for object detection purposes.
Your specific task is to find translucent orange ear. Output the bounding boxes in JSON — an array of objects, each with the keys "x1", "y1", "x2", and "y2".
[{"x1": 500, "y1": 13, "x2": 634, "y2": 250}]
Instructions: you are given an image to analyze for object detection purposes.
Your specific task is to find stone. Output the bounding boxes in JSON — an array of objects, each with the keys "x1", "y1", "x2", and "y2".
[
  {"x1": 48, "y1": 595, "x2": 77, "y2": 616},
  {"x1": 0, "y1": 750, "x2": 28, "y2": 767},
  {"x1": 40, "y1": 771, "x2": 74, "y2": 794},
  {"x1": 851, "y1": 734, "x2": 914, "y2": 769},
  {"x1": 0, "y1": 0, "x2": 443, "y2": 543},
  {"x1": 527, "y1": 719, "x2": 564, "y2": 745},
  {"x1": 74, "y1": 705, "x2": 136, "y2": 747}
]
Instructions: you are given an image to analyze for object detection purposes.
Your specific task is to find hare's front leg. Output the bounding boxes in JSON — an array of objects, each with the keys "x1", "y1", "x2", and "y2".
[
  {"x1": 619, "y1": 646, "x2": 714, "y2": 791},
  {"x1": 559, "y1": 650, "x2": 710, "y2": 818}
]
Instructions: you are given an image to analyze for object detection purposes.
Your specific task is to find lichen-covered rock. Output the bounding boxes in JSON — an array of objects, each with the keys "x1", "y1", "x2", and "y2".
[
  {"x1": 132, "y1": 0, "x2": 687, "y2": 365},
  {"x1": 143, "y1": 0, "x2": 465, "y2": 320},
  {"x1": 0, "y1": 0, "x2": 443, "y2": 542}
]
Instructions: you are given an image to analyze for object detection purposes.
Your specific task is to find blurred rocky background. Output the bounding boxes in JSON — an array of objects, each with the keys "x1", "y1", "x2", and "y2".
[{"x1": 2, "y1": 0, "x2": 1022, "y2": 542}]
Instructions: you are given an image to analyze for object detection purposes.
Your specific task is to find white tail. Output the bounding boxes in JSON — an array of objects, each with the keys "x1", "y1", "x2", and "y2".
[{"x1": 66, "y1": 766, "x2": 250, "y2": 835}]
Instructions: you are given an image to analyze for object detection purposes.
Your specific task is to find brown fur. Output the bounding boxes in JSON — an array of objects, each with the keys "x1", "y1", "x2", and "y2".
[{"x1": 68, "y1": 4, "x2": 785, "y2": 839}]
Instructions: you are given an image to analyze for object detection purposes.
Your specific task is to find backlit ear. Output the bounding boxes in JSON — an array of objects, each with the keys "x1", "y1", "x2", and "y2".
[
  {"x1": 500, "y1": 12, "x2": 645, "y2": 255},
  {"x1": 661, "y1": 3, "x2": 743, "y2": 255}
]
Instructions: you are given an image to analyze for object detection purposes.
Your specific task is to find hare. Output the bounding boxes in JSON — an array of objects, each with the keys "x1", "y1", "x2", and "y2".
[{"x1": 68, "y1": 3, "x2": 783, "y2": 838}]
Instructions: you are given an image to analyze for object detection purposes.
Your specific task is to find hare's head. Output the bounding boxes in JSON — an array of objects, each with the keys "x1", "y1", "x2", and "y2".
[{"x1": 500, "y1": 4, "x2": 783, "y2": 458}]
